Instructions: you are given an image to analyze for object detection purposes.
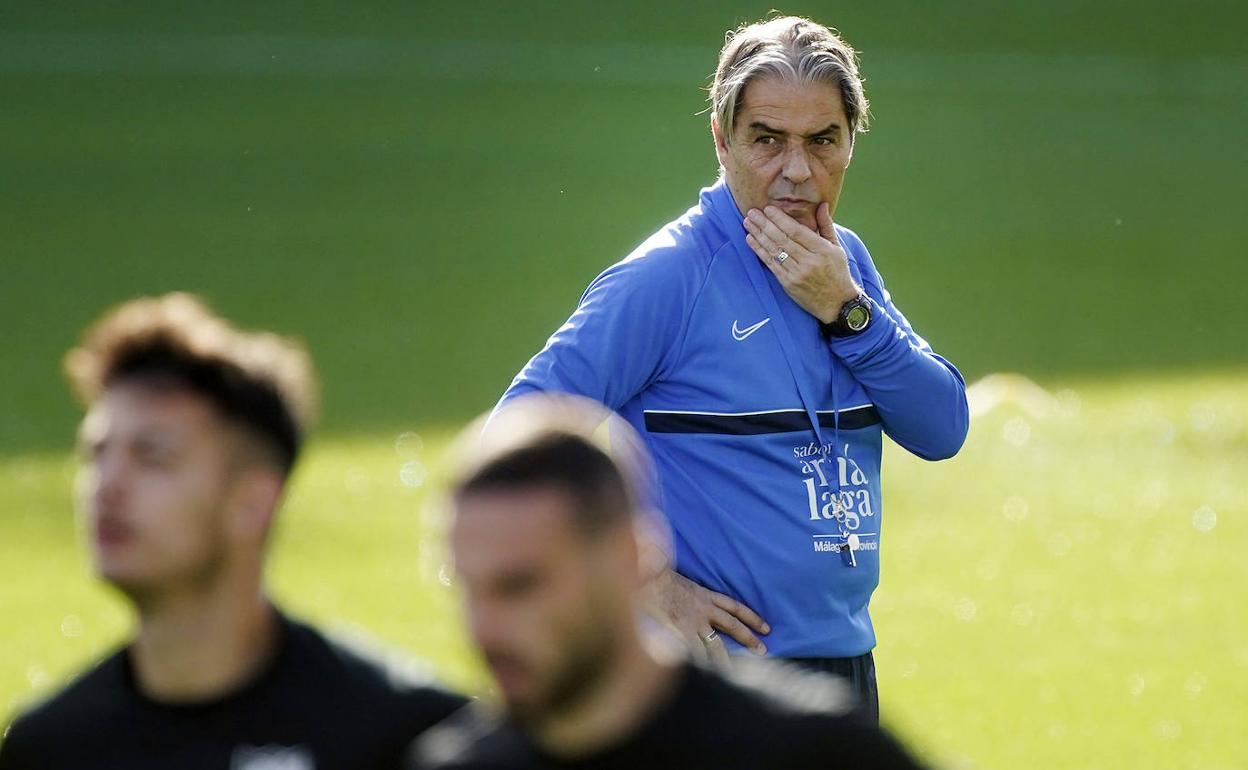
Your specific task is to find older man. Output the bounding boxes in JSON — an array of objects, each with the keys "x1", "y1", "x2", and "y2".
[
  {"x1": 0, "y1": 294, "x2": 464, "y2": 770},
  {"x1": 498, "y1": 16, "x2": 969, "y2": 718},
  {"x1": 409, "y1": 396, "x2": 929, "y2": 768}
]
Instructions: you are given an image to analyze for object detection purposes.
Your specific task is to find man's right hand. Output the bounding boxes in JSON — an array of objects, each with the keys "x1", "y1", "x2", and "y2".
[{"x1": 644, "y1": 569, "x2": 770, "y2": 666}]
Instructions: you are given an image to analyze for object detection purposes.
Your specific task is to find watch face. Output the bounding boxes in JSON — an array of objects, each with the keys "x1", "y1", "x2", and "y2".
[{"x1": 846, "y1": 304, "x2": 870, "y2": 331}]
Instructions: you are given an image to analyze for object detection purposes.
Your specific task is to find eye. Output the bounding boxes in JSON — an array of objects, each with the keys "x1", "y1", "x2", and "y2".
[
  {"x1": 136, "y1": 453, "x2": 169, "y2": 469},
  {"x1": 496, "y1": 571, "x2": 539, "y2": 598},
  {"x1": 755, "y1": 135, "x2": 778, "y2": 145},
  {"x1": 134, "y1": 442, "x2": 176, "y2": 468},
  {"x1": 812, "y1": 136, "x2": 835, "y2": 146}
]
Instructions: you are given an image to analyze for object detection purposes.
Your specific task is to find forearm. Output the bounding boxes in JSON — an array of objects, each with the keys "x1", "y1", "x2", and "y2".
[{"x1": 830, "y1": 299, "x2": 969, "y2": 460}]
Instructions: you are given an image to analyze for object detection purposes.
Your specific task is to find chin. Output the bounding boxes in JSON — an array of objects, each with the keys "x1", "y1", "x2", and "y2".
[
  {"x1": 771, "y1": 203, "x2": 816, "y2": 228},
  {"x1": 501, "y1": 693, "x2": 542, "y2": 725},
  {"x1": 98, "y1": 567, "x2": 147, "y2": 590},
  {"x1": 492, "y1": 671, "x2": 535, "y2": 711},
  {"x1": 102, "y1": 576, "x2": 156, "y2": 604},
  {"x1": 95, "y1": 559, "x2": 157, "y2": 597},
  {"x1": 785, "y1": 213, "x2": 817, "y2": 232}
]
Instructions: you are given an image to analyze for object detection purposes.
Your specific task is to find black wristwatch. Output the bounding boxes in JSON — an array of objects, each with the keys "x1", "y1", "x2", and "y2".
[{"x1": 821, "y1": 292, "x2": 872, "y2": 338}]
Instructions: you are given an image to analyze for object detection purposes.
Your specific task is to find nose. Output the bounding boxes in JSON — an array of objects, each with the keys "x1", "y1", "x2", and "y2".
[
  {"x1": 88, "y1": 451, "x2": 126, "y2": 514},
  {"x1": 781, "y1": 144, "x2": 813, "y2": 184},
  {"x1": 466, "y1": 596, "x2": 506, "y2": 650}
]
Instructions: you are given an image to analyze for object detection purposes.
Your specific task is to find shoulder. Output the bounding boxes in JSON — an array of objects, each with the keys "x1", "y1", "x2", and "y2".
[
  {"x1": 406, "y1": 704, "x2": 531, "y2": 770},
  {"x1": 833, "y1": 222, "x2": 868, "y2": 252},
  {"x1": 834, "y1": 222, "x2": 889, "y2": 297},
  {"x1": 833, "y1": 222, "x2": 876, "y2": 270},
  {"x1": 1, "y1": 650, "x2": 129, "y2": 759},
  {"x1": 583, "y1": 202, "x2": 725, "y2": 304},
  {"x1": 283, "y1": 617, "x2": 467, "y2": 723}
]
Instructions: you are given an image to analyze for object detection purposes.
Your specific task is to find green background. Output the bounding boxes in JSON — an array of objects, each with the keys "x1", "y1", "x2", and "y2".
[
  {"x1": 2, "y1": 2, "x2": 1246, "y2": 768},
  {"x1": 4, "y1": 0, "x2": 1245, "y2": 451}
]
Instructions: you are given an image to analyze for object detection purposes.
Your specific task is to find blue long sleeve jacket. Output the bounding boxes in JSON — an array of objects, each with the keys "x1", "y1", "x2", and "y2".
[{"x1": 500, "y1": 181, "x2": 968, "y2": 657}]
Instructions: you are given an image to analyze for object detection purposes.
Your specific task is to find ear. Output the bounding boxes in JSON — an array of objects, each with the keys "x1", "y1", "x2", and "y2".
[
  {"x1": 711, "y1": 116, "x2": 730, "y2": 167},
  {"x1": 226, "y1": 467, "x2": 283, "y2": 546}
]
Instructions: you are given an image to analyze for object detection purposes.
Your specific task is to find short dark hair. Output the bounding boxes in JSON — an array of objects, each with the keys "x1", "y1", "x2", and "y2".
[
  {"x1": 452, "y1": 396, "x2": 652, "y2": 536},
  {"x1": 63, "y1": 293, "x2": 318, "y2": 475},
  {"x1": 456, "y1": 430, "x2": 633, "y2": 536}
]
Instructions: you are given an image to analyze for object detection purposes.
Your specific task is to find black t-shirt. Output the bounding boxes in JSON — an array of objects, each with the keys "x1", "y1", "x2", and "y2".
[
  {"x1": 408, "y1": 660, "x2": 929, "y2": 769},
  {"x1": 0, "y1": 612, "x2": 467, "y2": 770}
]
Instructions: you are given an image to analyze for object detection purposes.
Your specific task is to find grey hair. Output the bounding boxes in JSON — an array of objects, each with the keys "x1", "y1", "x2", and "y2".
[{"x1": 710, "y1": 15, "x2": 870, "y2": 144}]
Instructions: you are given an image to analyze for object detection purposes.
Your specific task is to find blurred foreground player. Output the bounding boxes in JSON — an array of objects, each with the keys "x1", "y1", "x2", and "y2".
[
  {"x1": 0, "y1": 293, "x2": 465, "y2": 770},
  {"x1": 409, "y1": 396, "x2": 928, "y2": 769}
]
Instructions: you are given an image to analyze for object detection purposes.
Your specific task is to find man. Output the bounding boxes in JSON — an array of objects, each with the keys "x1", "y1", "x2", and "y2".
[
  {"x1": 498, "y1": 15, "x2": 970, "y2": 719},
  {"x1": 0, "y1": 293, "x2": 465, "y2": 770},
  {"x1": 409, "y1": 395, "x2": 929, "y2": 769}
]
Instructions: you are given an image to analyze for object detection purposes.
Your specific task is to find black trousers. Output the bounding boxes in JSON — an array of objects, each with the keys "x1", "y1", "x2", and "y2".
[{"x1": 787, "y1": 652, "x2": 879, "y2": 724}]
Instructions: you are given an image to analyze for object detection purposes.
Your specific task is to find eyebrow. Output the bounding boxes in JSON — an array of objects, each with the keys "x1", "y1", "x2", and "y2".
[{"x1": 748, "y1": 121, "x2": 842, "y2": 138}]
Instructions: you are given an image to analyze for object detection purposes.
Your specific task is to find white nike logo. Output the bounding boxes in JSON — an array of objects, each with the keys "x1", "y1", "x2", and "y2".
[{"x1": 731, "y1": 318, "x2": 771, "y2": 341}]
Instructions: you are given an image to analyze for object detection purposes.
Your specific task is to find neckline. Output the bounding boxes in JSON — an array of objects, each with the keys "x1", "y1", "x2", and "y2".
[
  {"x1": 526, "y1": 662, "x2": 695, "y2": 765},
  {"x1": 120, "y1": 609, "x2": 291, "y2": 713}
]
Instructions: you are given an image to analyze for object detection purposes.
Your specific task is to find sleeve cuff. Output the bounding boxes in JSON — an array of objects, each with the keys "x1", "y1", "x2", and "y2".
[{"x1": 826, "y1": 295, "x2": 894, "y2": 359}]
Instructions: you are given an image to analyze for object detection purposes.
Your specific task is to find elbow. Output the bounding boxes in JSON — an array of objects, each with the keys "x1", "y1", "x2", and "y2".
[
  {"x1": 890, "y1": 421, "x2": 967, "y2": 462},
  {"x1": 902, "y1": 395, "x2": 969, "y2": 461},
  {"x1": 877, "y1": 364, "x2": 971, "y2": 460},
  {"x1": 922, "y1": 429, "x2": 966, "y2": 461},
  {"x1": 923, "y1": 401, "x2": 970, "y2": 461}
]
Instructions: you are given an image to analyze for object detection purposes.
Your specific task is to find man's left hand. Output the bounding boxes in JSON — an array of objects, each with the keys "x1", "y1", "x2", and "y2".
[{"x1": 743, "y1": 202, "x2": 861, "y2": 324}]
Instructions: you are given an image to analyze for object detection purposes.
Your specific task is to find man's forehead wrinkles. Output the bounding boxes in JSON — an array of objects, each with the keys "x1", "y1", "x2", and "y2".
[
  {"x1": 748, "y1": 119, "x2": 842, "y2": 138},
  {"x1": 743, "y1": 107, "x2": 843, "y2": 130}
]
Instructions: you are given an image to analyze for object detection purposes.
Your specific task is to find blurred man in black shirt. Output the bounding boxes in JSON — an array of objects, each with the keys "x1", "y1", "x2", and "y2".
[
  {"x1": 0, "y1": 293, "x2": 465, "y2": 770},
  {"x1": 409, "y1": 396, "x2": 929, "y2": 769}
]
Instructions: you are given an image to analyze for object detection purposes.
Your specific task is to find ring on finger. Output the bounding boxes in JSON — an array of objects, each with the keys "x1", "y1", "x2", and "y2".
[
  {"x1": 775, "y1": 250, "x2": 790, "y2": 264},
  {"x1": 702, "y1": 630, "x2": 719, "y2": 644}
]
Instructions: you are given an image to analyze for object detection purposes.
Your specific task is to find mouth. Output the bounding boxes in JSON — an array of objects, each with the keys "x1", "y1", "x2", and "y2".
[
  {"x1": 487, "y1": 658, "x2": 533, "y2": 704},
  {"x1": 773, "y1": 197, "x2": 815, "y2": 211},
  {"x1": 94, "y1": 516, "x2": 133, "y2": 549}
]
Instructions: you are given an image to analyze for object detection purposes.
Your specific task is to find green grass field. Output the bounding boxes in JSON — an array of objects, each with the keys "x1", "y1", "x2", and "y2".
[
  {"x1": 3, "y1": 1, "x2": 1246, "y2": 453},
  {"x1": 4, "y1": 369, "x2": 1244, "y2": 768}
]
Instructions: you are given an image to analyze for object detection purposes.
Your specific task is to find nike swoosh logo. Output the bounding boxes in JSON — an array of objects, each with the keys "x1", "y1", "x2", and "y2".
[{"x1": 731, "y1": 318, "x2": 771, "y2": 341}]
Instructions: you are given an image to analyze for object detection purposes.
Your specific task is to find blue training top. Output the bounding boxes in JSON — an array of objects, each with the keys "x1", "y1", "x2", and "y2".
[{"x1": 500, "y1": 181, "x2": 969, "y2": 658}]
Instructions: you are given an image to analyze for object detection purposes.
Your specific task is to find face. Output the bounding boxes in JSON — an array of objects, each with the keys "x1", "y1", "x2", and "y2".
[
  {"x1": 451, "y1": 486, "x2": 635, "y2": 722},
  {"x1": 714, "y1": 76, "x2": 854, "y2": 231},
  {"x1": 76, "y1": 382, "x2": 252, "y2": 599}
]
